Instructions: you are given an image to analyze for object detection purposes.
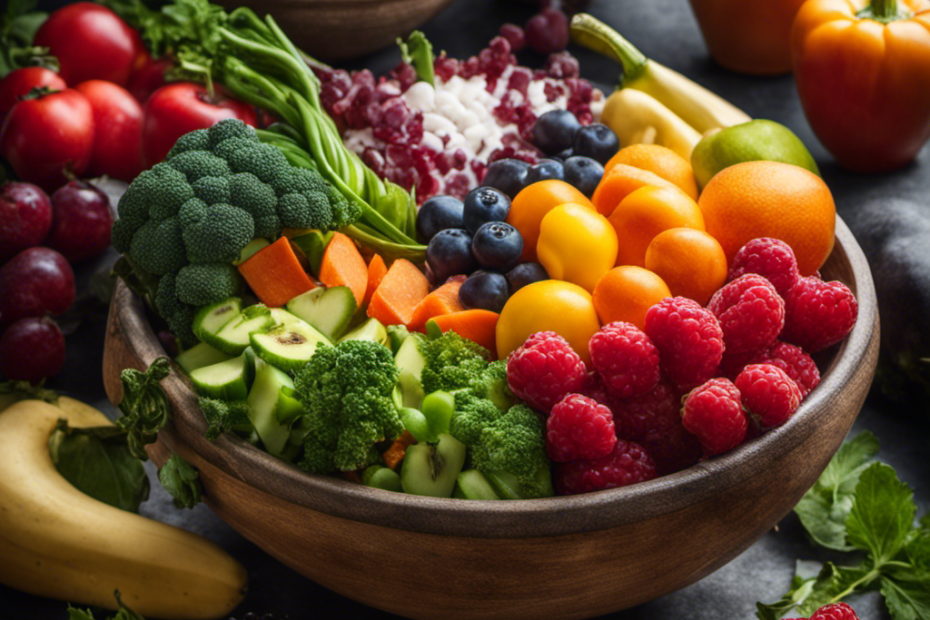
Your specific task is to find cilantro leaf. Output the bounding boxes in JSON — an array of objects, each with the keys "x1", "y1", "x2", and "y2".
[
  {"x1": 794, "y1": 431, "x2": 879, "y2": 551},
  {"x1": 846, "y1": 462, "x2": 916, "y2": 565},
  {"x1": 881, "y1": 572, "x2": 930, "y2": 620},
  {"x1": 157, "y1": 453, "x2": 202, "y2": 509}
]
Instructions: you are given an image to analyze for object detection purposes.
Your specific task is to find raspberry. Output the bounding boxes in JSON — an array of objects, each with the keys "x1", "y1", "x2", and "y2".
[
  {"x1": 506, "y1": 331, "x2": 587, "y2": 413},
  {"x1": 613, "y1": 378, "x2": 702, "y2": 475},
  {"x1": 553, "y1": 440, "x2": 657, "y2": 495},
  {"x1": 708, "y1": 274, "x2": 785, "y2": 356},
  {"x1": 581, "y1": 370, "x2": 614, "y2": 409},
  {"x1": 754, "y1": 340, "x2": 820, "y2": 397},
  {"x1": 810, "y1": 603, "x2": 861, "y2": 620},
  {"x1": 735, "y1": 363, "x2": 802, "y2": 428},
  {"x1": 728, "y1": 237, "x2": 801, "y2": 297},
  {"x1": 546, "y1": 394, "x2": 617, "y2": 462},
  {"x1": 782, "y1": 276, "x2": 858, "y2": 353},
  {"x1": 681, "y1": 378, "x2": 747, "y2": 456},
  {"x1": 643, "y1": 297, "x2": 725, "y2": 392},
  {"x1": 588, "y1": 322, "x2": 661, "y2": 399}
]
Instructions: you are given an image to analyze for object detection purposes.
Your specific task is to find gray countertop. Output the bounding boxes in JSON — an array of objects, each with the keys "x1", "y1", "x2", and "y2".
[{"x1": 5, "y1": 0, "x2": 929, "y2": 618}]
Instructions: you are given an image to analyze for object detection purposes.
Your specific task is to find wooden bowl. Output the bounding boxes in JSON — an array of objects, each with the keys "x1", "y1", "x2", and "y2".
[
  {"x1": 215, "y1": 0, "x2": 456, "y2": 61},
  {"x1": 103, "y1": 217, "x2": 879, "y2": 620}
]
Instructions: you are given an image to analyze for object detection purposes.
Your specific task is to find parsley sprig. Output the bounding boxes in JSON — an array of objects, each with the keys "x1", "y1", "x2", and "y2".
[{"x1": 758, "y1": 432, "x2": 930, "y2": 620}]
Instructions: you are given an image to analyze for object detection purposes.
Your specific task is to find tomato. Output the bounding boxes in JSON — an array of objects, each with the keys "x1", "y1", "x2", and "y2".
[
  {"x1": 75, "y1": 80, "x2": 144, "y2": 182},
  {"x1": 0, "y1": 67, "x2": 67, "y2": 119},
  {"x1": 127, "y1": 55, "x2": 172, "y2": 105},
  {"x1": 32, "y1": 3, "x2": 146, "y2": 87},
  {"x1": 142, "y1": 82, "x2": 257, "y2": 166},
  {"x1": 0, "y1": 89, "x2": 95, "y2": 192}
]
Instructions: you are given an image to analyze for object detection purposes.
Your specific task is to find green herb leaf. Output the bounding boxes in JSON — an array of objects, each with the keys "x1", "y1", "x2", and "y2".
[
  {"x1": 907, "y1": 525, "x2": 930, "y2": 570},
  {"x1": 115, "y1": 357, "x2": 172, "y2": 461},
  {"x1": 158, "y1": 453, "x2": 202, "y2": 509},
  {"x1": 846, "y1": 462, "x2": 916, "y2": 565},
  {"x1": 49, "y1": 420, "x2": 150, "y2": 513},
  {"x1": 881, "y1": 572, "x2": 930, "y2": 620},
  {"x1": 756, "y1": 573, "x2": 817, "y2": 620},
  {"x1": 397, "y1": 30, "x2": 435, "y2": 86},
  {"x1": 796, "y1": 562, "x2": 875, "y2": 617},
  {"x1": 794, "y1": 431, "x2": 879, "y2": 550}
]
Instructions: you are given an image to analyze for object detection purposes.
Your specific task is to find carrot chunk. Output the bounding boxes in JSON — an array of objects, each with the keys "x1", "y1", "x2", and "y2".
[
  {"x1": 366, "y1": 258, "x2": 430, "y2": 327},
  {"x1": 237, "y1": 237, "x2": 315, "y2": 307},
  {"x1": 364, "y1": 253, "x2": 388, "y2": 306},
  {"x1": 429, "y1": 309, "x2": 500, "y2": 356},
  {"x1": 409, "y1": 280, "x2": 464, "y2": 332},
  {"x1": 318, "y1": 232, "x2": 368, "y2": 307}
]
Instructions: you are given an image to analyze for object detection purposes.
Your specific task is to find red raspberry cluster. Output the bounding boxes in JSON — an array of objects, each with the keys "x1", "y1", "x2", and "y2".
[{"x1": 786, "y1": 602, "x2": 861, "y2": 620}]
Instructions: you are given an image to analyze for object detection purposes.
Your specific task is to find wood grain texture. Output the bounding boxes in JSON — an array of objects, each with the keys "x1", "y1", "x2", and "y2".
[
  {"x1": 102, "y1": 216, "x2": 879, "y2": 619},
  {"x1": 214, "y1": 0, "x2": 456, "y2": 61}
]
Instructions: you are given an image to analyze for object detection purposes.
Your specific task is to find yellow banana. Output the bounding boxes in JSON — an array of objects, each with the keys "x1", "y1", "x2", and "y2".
[
  {"x1": 601, "y1": 89, "x2": 704, "y2": 160},
  {"x1": 0, "y1": 399, "x2": 247, "y2": 619}
]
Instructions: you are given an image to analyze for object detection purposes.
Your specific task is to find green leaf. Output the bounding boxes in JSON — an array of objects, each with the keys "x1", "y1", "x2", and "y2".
[
  {"x1": 846, "y1": 462, "x2": 916, "y2": 565},
  {"x1": 49, "y1": 420, "x2": 150, "y2": 513},
  {"x1": 0, "y1": 379, "x2": 57, "y2": 412},
  {"x1": 907, "y1": 526, "x2": 930, "y2": 570},
  {"x1": 397, "y1": 30, "x2": 435, "y2": 86},
  {"x1": 795, "y1": 431, "x2": 880, "y2": 550},
  {"x1": 756, "y1": 574, "x2": 817, "y2": 620},
  {"x1": 66, "y1": 590, "x2": 147, "y2": 619},
  {"x1": 115, "y1": 357, "x2": 172, "y2": 461},
  {"x1": 881, "y1": 573, "x2": 930, "y2": 620},
  {"x1": 157, "y1": 453, "x2": 202, "y2": 509},
  {"x1": 795, "y1": 562, "x2": 875, "y2": 617}
]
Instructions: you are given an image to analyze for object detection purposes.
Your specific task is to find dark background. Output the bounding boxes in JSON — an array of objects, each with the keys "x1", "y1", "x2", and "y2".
[{"x1": 6, "y1": 0, "x2": 930, "y2": 618}]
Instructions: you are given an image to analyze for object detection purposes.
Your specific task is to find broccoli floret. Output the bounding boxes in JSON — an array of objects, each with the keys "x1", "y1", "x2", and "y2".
[
  {"x1": 116, "y1": 179, "x2": 152, "y2": 231},
  {"x1": 227, "y1": 172, "x2": 281, "y2": 239},
  {"x1": 111, "y1": 217, "x2": 137, "y2": 254},
  {"x1": 208, "y1": 118, "x2": 257, "y2": 147},
  {"x1": 145, "y1": 163, "x2": 196, "y2": 221},
  {"x1": 129, "y1": 216, "x2": 187, "y2": 276},
  {"x1": 181, "y1": 203, "x2": 255, "y2": 264},
  {"x1": 450, "y1": 391, "x2": 502, "y2": 447},
  {"x1": 226, "y1": 143, "x2": 290, "y2": 183},
  {"x1": 169, "y1": 150, "x2": 231, "y2": 183},
  {"x1": 277, "y1": 191, "x2": 333, "y2": 229},
  {"x1": 470, "y1": 404, "x2": 552, "y2": 499},
  {"x1": 419, "y1": 331, "x2": 491, "y2": 395},
  {"x1": 167, "y1": 128, "x2": 210, "y2": 159},
  {"x1": 331, "y1": 193, "x2": 362, "y2": 230},
  {"x1": 212, "y1": 137, "x2": 255, "y2": 162},
  {"x1": 191, "y1": 175, "x2": 231, "y2": 205},
  {"x1": 468, "y1": 359, "x2": 513, "y2": 412},
  {"x1": 198, "y1": 396, "x2": 252, "y2": 440},
  {"x1": 175, "y1": 263, "x2": 240, "y2": 306},
  {"x1": 293, "y1": 340, "x2": 404, "y2": 474},
  {"x1": 270, "y1": 167, "x2": 328, "y2": 198}
]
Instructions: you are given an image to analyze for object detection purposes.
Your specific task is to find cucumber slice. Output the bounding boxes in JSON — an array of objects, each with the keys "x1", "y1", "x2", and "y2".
[
  {"x1": 394, "y1": 333, "x2": 426, "y2": 408},
  {"x1": 247, "y1": 360, "x2": 294, "y2": 458},
  {"x1": 286, "y1": 286, "x2": 357, "y2": 342},
  {"x1": 192, "y1": 298, "x2": 242, "y2": 342},
  {"x1": 188, "y1": 350, "x2": 255, "y2": 400},
  {"x1": 234, "y1": 238, "x2": 270, "y2": 265},
  {"x1": 269, "y1": 307, "x2": 311, "y2": 331},
  {"x1": 202, "y1": 305, "x2": 274, "y2": 355},
  {"x1": 339, "y1": 317, "x2": 388, "y2": 346},
  {"x1": 454, "y1": 469, "x2": 501, "y2": 500},
  {"x1": 250, "y1": 322, "x2": 329, "y2": 373},
  {"x1": 400, "y1": 434, "x2": 466, "y2": 498},
  {"x1": 290, "y1": 230, "x2": 333, "y2": 276},
  {"x1": 175, "y1": 342, "x2": 231, "y2": 374}
]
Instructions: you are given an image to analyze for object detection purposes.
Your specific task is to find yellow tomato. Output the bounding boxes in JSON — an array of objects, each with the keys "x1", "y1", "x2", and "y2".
[
  {"x1": 536, "y1": 203, "x2": 618, "y2": 293},
  {"x1": 496, "y1": 279, "x2": 601, "y2": 365},
  {"x1": 506, "y1": 180, "x2": 594, "y2": 262}
]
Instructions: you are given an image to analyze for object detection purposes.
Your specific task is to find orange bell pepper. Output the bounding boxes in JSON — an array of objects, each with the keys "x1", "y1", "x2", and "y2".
[
  {"x1": 688, "y1": 0, "x2": 806, "y2": 75},
  {"x1": 791, "y1": 0, "x2": 930, "y2": 173}
]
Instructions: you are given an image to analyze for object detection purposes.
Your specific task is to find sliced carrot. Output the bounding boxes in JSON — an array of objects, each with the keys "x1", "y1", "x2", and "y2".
[
  {"x1": 237, "y1": 236, "x2": 316, "y2": 307},
  {"x1": 364, "y1": 253, "x2": 387, "y2": 306},
  {"x1": 430, "y1": 309, "x2": 500, "y2": 356},
  {"x1": 318, "y1": 232, "x2": 368, "y2": 307},
  {"x1": 382, "y1": 430, "x2": 416, "y2": 471},
  {"x1": 408, "y1": 280, "x2": 464, "y2": 332},
  {"x1": 366, "y1": 258, "x2": 430, "y2": 327}
]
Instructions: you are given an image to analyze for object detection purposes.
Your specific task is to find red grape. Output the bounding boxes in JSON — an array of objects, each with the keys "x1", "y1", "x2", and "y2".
[
  {"x1": 0, "y1": 316, "x2": 66, "y2": 384},
  {"x1": 0, "y1": 182, "x2": 53, "y2": 263},
  {"x1": 0, "y1": 247, "x2": 75, "y2": 328},
  {"x1": 46, "y1": 180, "x2": 113, "y2": 262}
]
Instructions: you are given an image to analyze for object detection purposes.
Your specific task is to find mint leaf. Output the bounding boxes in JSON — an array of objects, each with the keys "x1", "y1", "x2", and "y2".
[
  {"x1": 158, "y1": 453, "x2": 202, "y2": 509},
  {"x1": 846, "y1": 462, "x2": 916, "y2": 565},
  {"x1": 906, "y1": 526, "x2": 930, "y2": 570},
  {"x1": 794, "y1": 431, "x2": 879, "y2": 551},
  {"x1": 116, "y1": 357, "x2": 172, "y2": 460},
  {"x1": 881, "y1": 572, "x2": 930, "y2": 620},
  {"x1": 796, "y1": 562, "x2": 874, "y2": 617},
  {"x1": 756, "y1": 574, "x2": 816, "y2": 620}
]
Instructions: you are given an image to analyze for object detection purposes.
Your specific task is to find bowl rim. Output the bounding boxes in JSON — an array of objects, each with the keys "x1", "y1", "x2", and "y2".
[{"x1": 120, "y1": 215, "x2": 878, "y2": 539}]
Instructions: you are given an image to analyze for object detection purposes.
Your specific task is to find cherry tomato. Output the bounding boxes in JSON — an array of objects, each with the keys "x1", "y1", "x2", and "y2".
[
  {"x1": 0, "y1": 67, "x2": 67, "y2": 119},
  {"x1": 0, "y1": 89, "x2": 95, "y2": 192},
  {"x1": 127, "y1": 54, "x2": 172, "y2": 105},
  {"x1": 74, "y1": 80, "x2": 144, "y2": 182},
  {"x1": 142, "y1": 82, "x2": 257, "y2": 166},
  {"x1": 32, "y1": 3, "x2": 146, "y2": 86}
]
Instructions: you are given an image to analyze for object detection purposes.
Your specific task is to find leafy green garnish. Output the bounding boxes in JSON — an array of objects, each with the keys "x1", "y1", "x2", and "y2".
[
  {"x1": 0, "y1": 0, "x2": 55, "y2": 77},
  {"x1": 757, "y1": 432, "x2": 930, "y2": 620},
  {"x1": 49, "y1": 420, "x2": 150, "y2": 513},
  {"x1": 67, "y1": 590, "x2": 146, "y2": 619},
  {"x1": 397, "y1": 30, "x2": 435, "y2": 86},
  {"x1": 158, "y1": 453, "x2": 202, "y2": 509},
  {"x1": 115, "y1": 357, "x2": 172, "y2": 460}
]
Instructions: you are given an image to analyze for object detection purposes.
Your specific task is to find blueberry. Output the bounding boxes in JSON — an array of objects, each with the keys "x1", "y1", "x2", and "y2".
[
  {"x1": 472, "y1": 222, "x2": 523, "y2": 272},
  {"x1": 553, "y1": 148, "x2": 573, "y2": 162},
  {"x1": 426, "y1": 229, "x2": 478, "y2": 283},
  {"x1": 572, "y1": 123, "x2": 620, "y2": 165},
  {"x1": 416, "y1": 195, "x2": 465, "y2": 242},
  {"x1": 532, "y1": 109, "x2": 582, "y2": 156},
  {"x1": 563, "y1": 156, "x2": 605, "y2": 198},
  {"x1": 459, "y1": 271, "x2": 510, "y2": 313},
  {"x1": 463, "y1": 186, "x2": 511, "y2": 234},
  {"x1": 505, "y1": 262, "x2": 549, "y2": 293},
  {"x1": 483, "y1": 158, "x2": 530, "y2": 200},
  {"x1": 525, "y1": 159, "x2": 565, "y2": 184}
]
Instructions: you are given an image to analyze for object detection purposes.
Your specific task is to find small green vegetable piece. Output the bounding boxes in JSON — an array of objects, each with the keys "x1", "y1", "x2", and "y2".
[
  {"x1": 198, "y1": 396, "x2": 252, "y2": 440},
  {"x1": 68, "y1": 590, "x2": 146, "y2": 620},
  {"x1": 419, "y1": 330, "x2": 491, "y2": 395},
  {"x1": 115, "y1": 357, "x2": 172, "y2": 461},
  {"x1": 158, "y1": 453, "x2": 203, "y2": 509},
  {"x1": 293, "y1": 339, "x2": 404, "y2": 474}
]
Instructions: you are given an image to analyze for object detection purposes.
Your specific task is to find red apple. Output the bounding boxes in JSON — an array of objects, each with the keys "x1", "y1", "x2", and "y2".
[
  {"x1": 0, "y1": 182, "x2": 53, "y2": 263},
  {"x1": 46, "y1": 180, "x2": 114, "y2": 262},
  {"x1": 0, "y1": 247, "x2": 75, "y2": 328},
  {"x1": 0, "y1": 316, "x2": 66, "y2": 384}
]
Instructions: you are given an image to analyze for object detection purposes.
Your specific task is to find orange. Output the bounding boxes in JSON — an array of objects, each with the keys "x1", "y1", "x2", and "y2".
[
  {"x1": 590, "y1": 163, "x2": 680, "y2": 217},
  {"x1": 507, "y1": 180, "x2": 594, "y2": 262},
  {"x1": 536, "y1": 203, "x2": 618, "y2": 292},
  {"x1": 605, "y1": 144, "x2": 699, "y2": 200},
  {"x1": 592, "y1": 266, "x2": 672, "y2": 331},
  {"x1": 608, "y1": 185, "x2": 705, "y2": 267},
  {"x1": 697, "y1": 161, "x2": 835, "y2": 276},
  {"x1": 645, "y1": 228, "x2": 728, "y2": 306}
]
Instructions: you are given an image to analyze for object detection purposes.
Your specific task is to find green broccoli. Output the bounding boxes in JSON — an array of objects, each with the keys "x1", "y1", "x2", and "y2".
[
  {"x1": 293, "y1": 340, "x2": 404, "y2": 474},
  {"x1": 419, "y1": 331, "x2": 491, "y2": 395},
  {"x1": 469, "y1": 405, "x2": 552, "y2": 499},
  {"x1": 113, "y1": 118, "x2": 360, "y2": 345},
  {"x1": 175, "y1": 263, "x2": 240, "y2": 306},
  {"x1": 154, "y1": 275, "x2": 198, "y2": 348},
  {"x1": 198, "y1": 397, "x2": 253, "y2": 440}
]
